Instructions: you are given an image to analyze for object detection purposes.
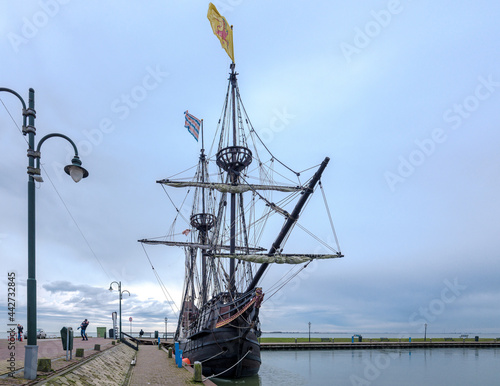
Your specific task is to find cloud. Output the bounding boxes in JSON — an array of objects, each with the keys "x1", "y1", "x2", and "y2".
[{"x1": 2, "y1": 1, "x2": 500, "y2": 338}]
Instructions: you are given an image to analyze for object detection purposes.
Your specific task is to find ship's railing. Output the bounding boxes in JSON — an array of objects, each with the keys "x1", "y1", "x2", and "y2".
[
  {"x1": 215, "y1": 290, "x2": 257, "y2": 323},
  {"x1": 124, "y1": 331, "x2": 175, "y2": 339}
]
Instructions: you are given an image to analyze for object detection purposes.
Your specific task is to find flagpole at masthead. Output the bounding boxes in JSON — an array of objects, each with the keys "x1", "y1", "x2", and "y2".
[{"x1": 201, "y1": 119, "x2": 204, "y2": 152}]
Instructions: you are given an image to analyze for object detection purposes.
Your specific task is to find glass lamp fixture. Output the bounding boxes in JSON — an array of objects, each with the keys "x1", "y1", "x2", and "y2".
[{"x1": 64, "y1": 156, "x2": 89, "y2": 183}]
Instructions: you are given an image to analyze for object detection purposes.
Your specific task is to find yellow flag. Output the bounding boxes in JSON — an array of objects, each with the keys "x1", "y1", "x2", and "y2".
[{"x1": 207, "y1": 3, "x2": 234, "y2": 63}]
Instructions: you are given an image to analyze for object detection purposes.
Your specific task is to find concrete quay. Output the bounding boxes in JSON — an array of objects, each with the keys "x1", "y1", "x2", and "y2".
[
  {"x1": 0, "y1": 337, "x2": 115, "y2": 383},
  {"x1": 38, "y1": 343, "x2": 135, "y2": 385},
  {"x1": 0, "y1": 338, "x2": 215, "y2": 385}
]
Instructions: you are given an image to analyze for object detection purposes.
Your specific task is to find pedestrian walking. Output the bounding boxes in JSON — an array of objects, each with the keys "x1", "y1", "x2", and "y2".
[
  {"x1": 17, "y1": 324, "x2": 23, "y2": 341},
  {"x1": 77, "y1": 319, "x2": 89, "y2": 340}
]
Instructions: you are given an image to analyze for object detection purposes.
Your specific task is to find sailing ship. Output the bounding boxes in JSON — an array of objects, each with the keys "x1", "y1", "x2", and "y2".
[{"x1": 138, "y1": 4, "x2": 342, "y2": 379}]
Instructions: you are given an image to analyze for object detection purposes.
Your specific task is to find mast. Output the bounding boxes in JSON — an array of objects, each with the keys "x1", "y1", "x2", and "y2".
[
  {"x1": 246, "y1": 157, "x2": 331, "y2": 292},
  {"x1": 229, "y1": 63, "x2": 237, "y2": 292},
  {"x1": 216, "y1": 63, "x2": 253, "y2": 294},
  {"x1": 190, "y1": 246, "x2": 195, "y2": 325},
  {"x1": 200, "y1": 119, "x2": 207, "y2": 304},
  {"x1": 190, "y1": 119, "x2": 215, "y2": 305}
]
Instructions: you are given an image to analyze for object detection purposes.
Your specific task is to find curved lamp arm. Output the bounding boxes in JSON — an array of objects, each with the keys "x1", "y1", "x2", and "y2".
[
  {"x1": 109, "y1": 281, "x2": 120, "y2": 291},
  {"x1": 35, "y1": 133, "x2": 89, "y2": 182},
  {"x1": 122, "y1": 290, "x2": 131, "y2": 297},
  {"x1": 0, "y1": 87, "x2": 32, "y2": 133}
]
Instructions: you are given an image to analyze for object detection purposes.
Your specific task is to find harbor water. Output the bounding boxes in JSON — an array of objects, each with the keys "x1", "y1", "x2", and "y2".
[
  {"x1": 213, "y1": 347, "x2": 500, "y2": 385},
  {"x1": 213, "y1": 332, "x2": 500, "y2": 385}
]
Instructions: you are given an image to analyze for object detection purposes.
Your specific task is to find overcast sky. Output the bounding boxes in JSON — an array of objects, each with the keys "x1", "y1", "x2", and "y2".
[{"x1": 1, "y1": 1, "x2": 500, "y2": 337}]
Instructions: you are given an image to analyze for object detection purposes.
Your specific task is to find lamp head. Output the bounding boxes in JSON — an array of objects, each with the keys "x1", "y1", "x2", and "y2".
[{"x1": 64, "y1": 156, "x2": 89, "y2": 183}]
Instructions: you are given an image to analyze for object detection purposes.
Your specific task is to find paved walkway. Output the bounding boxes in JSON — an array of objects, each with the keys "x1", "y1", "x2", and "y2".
[{"x1": 128, "y1": 345, "x2": 194, "y2": 386}]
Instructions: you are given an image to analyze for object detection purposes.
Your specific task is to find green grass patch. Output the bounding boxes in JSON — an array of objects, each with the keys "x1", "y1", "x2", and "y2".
[{"x1": 259, "y1": 337, "x2": 495, "y2": 343}]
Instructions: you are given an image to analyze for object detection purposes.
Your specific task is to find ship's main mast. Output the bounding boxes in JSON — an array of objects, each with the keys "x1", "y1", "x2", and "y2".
[{"x1": 215, "y1": 63, "x2": 253, "y2": 293}]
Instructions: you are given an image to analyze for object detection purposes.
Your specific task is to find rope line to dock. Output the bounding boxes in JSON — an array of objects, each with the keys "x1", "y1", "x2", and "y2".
[
  {"x1": 203, "y1": 350, "x2": 251, "y2": 380},
  {"x1": 200, "y1": 349, "x2": 226, "y2": 364}
]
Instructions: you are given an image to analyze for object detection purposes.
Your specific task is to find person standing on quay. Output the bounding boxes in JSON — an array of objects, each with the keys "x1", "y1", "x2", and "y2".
[
  {"x1": 78, "y1": 319, "x2": 89, "y2": 340},
  {"x1": 17, "y1": 324, "x2": 23, "y2": 341}
]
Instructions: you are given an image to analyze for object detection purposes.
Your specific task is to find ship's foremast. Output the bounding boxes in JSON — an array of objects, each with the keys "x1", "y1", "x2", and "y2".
[{"x1": 190, "y1": 121, "x2": 215, "y2": 305}]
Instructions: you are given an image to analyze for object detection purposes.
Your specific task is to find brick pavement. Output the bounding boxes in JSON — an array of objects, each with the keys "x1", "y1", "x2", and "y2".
[{"x1": 128, "y1": 345, "x2": 194, "y2": 385}]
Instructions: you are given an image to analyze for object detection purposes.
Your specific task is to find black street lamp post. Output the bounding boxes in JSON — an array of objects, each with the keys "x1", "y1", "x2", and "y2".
[
  {"x1": 0, "y1": 87, "x2": 89, "y2": 380},
  {"x1": 109, "y1": 281, "x2": 130, "y2": 341}
]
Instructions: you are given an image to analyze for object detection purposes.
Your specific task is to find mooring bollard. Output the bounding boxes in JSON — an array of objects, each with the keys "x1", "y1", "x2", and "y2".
[
  {"x1": 112, "y1": 340, "x2": 116, "y2": 345},
  {"x1": 168, "y1": 347, "x2": 173, "y2": 358},
  {"x1": 94, "y1": 344, "x2": 101, "y2": 351},
  {"x1": 194, "y1": 361, "x2": 202, "y2": 382},
  {"x1": 37, "y1": 358, "x2": 51, "y2": 372},
  {"x1": 76, "y1": 348, "x2": 84, "y2": 357}
]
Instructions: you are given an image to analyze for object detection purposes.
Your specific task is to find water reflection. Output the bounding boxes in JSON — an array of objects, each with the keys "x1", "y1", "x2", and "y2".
[{"x1": 213, "y1": 374, "x2": 261, "y2": 385}]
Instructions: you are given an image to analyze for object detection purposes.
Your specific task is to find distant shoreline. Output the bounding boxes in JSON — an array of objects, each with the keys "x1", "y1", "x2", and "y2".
[
  {"x1": 260, "y1": 331, "x2": 500, "y2": 338},
  {"x1": 2, "y1": 331, "x2": 500, "y2": 340},
  {"x1": 262, "y1": 331, "x2": 500, "y2": 335}
]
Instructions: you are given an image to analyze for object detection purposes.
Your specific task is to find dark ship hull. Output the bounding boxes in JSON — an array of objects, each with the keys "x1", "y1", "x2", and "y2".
[
  {"x1": 181, "y1": 327, "x2": 261, "y2": 378},
  {"x1": 179, "y1": 289, "x2": 263, "y2": 378}
]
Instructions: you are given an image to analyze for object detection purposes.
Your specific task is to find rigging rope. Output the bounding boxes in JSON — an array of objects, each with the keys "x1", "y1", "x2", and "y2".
[
  {"x1": 298, "y1": 162, "x2": 322, "y2": 175},
  {"x1": 1, "y1": 97, "x2": 29, "y2": 142},
  {"x1": 238, "y1": 93, "x2": 300, "y2": 177},
  {"x1": 42, "y1": 163, "x2": 111, "y2": 280},
  {"x1": 2, "y1": 97, "x2": 112, "y2": 280},
  {"x1": 141, "y1": 243, "x2": 179, "y2": 316},
  {"x1": 319, "y1": 181, "x2": 342, "y2": 253},
  {"x1": 264, "y1": 262, "x2": 312, "y2": 303},
  {"x1": 164, "y1": 163, "x2": 198, "y2": 180},
  {"x1": 264, "y1": 264, "x2": 297, "y2": 294},
  {"x1": 294, "y1": 222, "x2": 339, "y2": 253},
  {"x1": 161, "y1": 184, "x2": 191, "y2": 226}
]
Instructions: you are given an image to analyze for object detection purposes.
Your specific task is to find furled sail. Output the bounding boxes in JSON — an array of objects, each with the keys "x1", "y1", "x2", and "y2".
[
  {"x1": 212, "y1": 253, "x2": 344, "y2": 264},
  {"x1": 138, "y1": 239, "x2": 266, "y2": 252},
  {"x1": 157, "y1": 180, "x2": 303, "y2": 193}
]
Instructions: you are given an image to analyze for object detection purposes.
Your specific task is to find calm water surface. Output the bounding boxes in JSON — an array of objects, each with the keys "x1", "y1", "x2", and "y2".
[{"x1": 213, "y1": 348, "x2": 500, "y2": 385}]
